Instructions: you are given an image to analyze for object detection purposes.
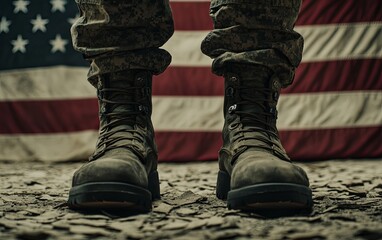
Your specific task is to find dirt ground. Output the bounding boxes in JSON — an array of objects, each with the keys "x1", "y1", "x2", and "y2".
[{"x1": 0, "y1": 159, "x2": 381, "y2": 240}]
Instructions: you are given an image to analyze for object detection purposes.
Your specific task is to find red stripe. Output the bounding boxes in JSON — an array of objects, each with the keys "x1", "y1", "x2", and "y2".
[
  {"x1": 170, "y1": 0, "x2": 382, "y2": 31},
  {"x1": 171, "y1": 2, "x2": 213, "y2": 31},
  {"x1": 297, "y1": 0, "x2": 382, "y2": 26},
  {"x1": 287, "y1": 59, "x2": 382, "y2": 94},
  {"x1": 156, "y1": 127, "x2": 382, "y2": 162},
  {"x1": 279, "y1": 127, "x2": 382, "y2": 161},
  {"x1": 153, "y1": 67, "x2": 223, "y2": 96},
  {"x1": 0, "y1": 99, "x2": 99, "y2": 134},
  {"x1": 153, "y1": 59, "x2": 382, "y2": 96},
  {"x1": 156, "y1": 131, "x2": 222, "y2": 162}
]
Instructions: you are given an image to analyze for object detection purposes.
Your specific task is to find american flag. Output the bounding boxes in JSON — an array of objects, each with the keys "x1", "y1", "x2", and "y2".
[{"x1": 1, "y1": 0, "x2": 381, "y2": 162}]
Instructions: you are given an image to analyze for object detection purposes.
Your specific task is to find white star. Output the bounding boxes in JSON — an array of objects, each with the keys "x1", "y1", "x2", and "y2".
[
  {"x1": 50, "y1": 0, "x2": 66, "y2": 12},
  {"x1": 30, "y1": 15, "x2": 49, "y2": 33},
  {"x1": 68, "y1": 13, "x2": 80, "y2": 25},
  {"x1": 0, "y1": 17, "x2": 12, "y2": 33},
  {"x1": 49, "y1": 34, "x2": 68, "y2": 53},
  {"x1": 13, "y1": 0, "x2": 30, "y2": 13},
  {"x1": 11, "y1": 35, "x2": 29, "y2": 53}
]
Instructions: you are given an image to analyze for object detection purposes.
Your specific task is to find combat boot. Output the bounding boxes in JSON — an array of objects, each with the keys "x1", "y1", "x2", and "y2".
[
  {"x1": 68, "y1": 70, "x2": 159, "y2": 212},
  {"x1": 216, "y1": 65, "x2": 313, "y2": 211}
]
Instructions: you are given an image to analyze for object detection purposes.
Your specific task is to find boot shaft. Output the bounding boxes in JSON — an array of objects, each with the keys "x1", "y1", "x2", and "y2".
[
  {"x1": 90, "y1": 70, "x2": 157, "y2": 162},
  {"x1": 96, "y1": 70, "x2": 153, "y2": 127},
  {"x1": 220, "y1": 65, "x2": 290, "y2": 167},
  {"x1": 223, "y1": 65, "x2": 282, "y2": 130}
]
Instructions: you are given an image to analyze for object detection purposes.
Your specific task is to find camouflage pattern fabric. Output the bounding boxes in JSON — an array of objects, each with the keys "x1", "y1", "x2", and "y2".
[
  {"x1": 71, "y1": 0, "x2": 174, "y2": 86},
  {"x1": 202, "y1": 0, "x2": 303, "y2": 87},
  {"x1": 71, "y1": 0, "x2": 302, "y2": 87}
]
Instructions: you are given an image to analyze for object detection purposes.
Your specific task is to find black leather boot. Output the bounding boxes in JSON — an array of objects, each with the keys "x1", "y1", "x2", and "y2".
[
  {"x1": 67, "y1": 70, "x2": 159, "y2": 212},
  {"x1": 216, "y1": 65, "x2": 313, "y2": 211}
]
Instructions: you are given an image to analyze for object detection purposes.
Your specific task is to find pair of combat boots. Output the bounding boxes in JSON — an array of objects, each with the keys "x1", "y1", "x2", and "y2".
[{"x1": 67, "y1": 67, "x2": 313, "y2": 213}]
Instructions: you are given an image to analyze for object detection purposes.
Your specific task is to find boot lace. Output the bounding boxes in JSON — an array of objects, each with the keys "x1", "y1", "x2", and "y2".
[
  {"x1": 226, "y1": 80, "x2": 288, "y2": 161},
  {"x1": 90, "y1": 85, "x2": 149, "y2": 160}
]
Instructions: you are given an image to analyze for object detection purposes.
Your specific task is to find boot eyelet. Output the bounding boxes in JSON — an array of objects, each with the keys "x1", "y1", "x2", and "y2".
[
  {"x1": 272, "y1": 79, "x2": 281, "y2": 90},
  {"x1": 226, "y1": 87, "x2": 234, "y2": 97},
  {"x1": 137, "y1": 75, "x2": 145, "y2": 83},
  {"x1": 273, "y1": 92, "x2": 279, "y2": 101},
  {"x1": 141, "y1": 87, "x2": 150, "y2": 96},
  {"x1": 139, "y1": 105, "x2": 149, "y2": 115},
  {"x1": 230, "y1": 76, "x2": 238, "y2": 82},
  {"x1": 269, "y1": 107, "x2": 278, "y2": 117}
]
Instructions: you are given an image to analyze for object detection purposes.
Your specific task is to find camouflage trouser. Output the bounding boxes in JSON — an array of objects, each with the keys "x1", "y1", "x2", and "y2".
[{"x1": 72, "y1": 0, "x2": 303, "y2": 87}]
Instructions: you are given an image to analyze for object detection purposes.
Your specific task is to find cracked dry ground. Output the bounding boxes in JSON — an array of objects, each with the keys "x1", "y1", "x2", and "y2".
[{"x1": 0, "y1": 160, "x2": 381, "y2": 240}]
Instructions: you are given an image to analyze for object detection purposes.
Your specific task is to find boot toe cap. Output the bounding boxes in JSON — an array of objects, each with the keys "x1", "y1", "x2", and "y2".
[
  {"x1": 231, "y1": 153, "x2": 309, "y2": 190},
  {"x1": 72, "y1": 158, "x2": 148, "y2": 188}
]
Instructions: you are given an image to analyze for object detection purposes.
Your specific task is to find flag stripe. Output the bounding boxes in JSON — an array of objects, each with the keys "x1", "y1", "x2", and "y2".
[
  {"x1": 299, "y1": 23, "x2": 382, "y2": 62},
  {"x1": 1, "y1": 59, "x2": 381, "y2": 101},
  {"x1": 156, "y1": 127, "x2": 382, "y2": 161},
  {"x1": 0, "y1": 66, "x2": 94, "y2": 100},
  {"x1": 169, "y1": 0, "x2": 382, "y2": 30},
  {"x1": 289, "y1": 59, "x2": 382, "y2": 94},
  {"x1": 0, "y1": 130, "x2": 98, "y2": 162},
  {"x1": 279, "y1": 127, "x2": 382, "y2": 161},
  {"x1": 297, "y1": 0, "x2": 382, "y2": 26},
  {"x1": 170, "y1": 2, "x2": 212, "y2": 31},
  {"x1": 155, "y1": 59, "x2": 382, "y2": 96},
  {"x1": 1, "y1": 126, "x2": 381, "y2": 162},
  {"x1": 0, "y1": 99, "x2": 99, "y2": 134},
  {"x1": 1, "y1": 91, "x2": 381, "y2": 134},
  {"x1": 152, "y1": 92, "x2": 382, "y2": 131}
]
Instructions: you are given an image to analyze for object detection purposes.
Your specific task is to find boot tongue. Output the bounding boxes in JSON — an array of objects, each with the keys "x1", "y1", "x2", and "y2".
[
  {"x1": 108, "y1": 80, "x2": 136, "y2": 111},
  {"x1": 234, "y1": 65, "x2": 272, "y2": 123},
  {"x1": 105, "y1": 76, "x2": 138, "y2": 130}
]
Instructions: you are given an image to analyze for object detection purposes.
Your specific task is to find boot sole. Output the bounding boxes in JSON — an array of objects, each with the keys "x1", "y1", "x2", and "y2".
[
  {"x1": 216, "y1": 170, "x2": 313, "y2": 211},
  {"x1": 67, "y1": 171, "x2": 160, "y2": 212}
]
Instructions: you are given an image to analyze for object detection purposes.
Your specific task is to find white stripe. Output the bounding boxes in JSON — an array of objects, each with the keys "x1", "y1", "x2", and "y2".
[
  {"x1": 162, "y1": 23, "x2": 382, "y2": 66},
  {"x1": 299, "y1": 23, "x2": 382, "y2": 62},
  {"x1": 152, "y1": 91, "x2": 382, "y2": 131},
  {"x1": 0, "y1": 66, "x2": 94, "y2": 101},
  {"x1": 277, "y1": 91, "x2": 382, "y2": 130},
  {"x1": 153, "y1": 96, "x2": 223, "y2": 131},
  {"x1": 0, "y1": 130, "x2": 97, "y2": 162},
  {"x1": 163, "y1": 31, "x2": 210, "y2": 66}
]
